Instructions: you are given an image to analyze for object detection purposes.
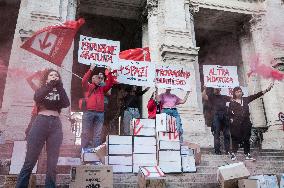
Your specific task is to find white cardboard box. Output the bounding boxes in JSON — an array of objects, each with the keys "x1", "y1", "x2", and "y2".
[
  {"x1": 108, "y1": 155, "x2": 133, "y2": 165},
  {"x1": 57, "y1": 157, "x2": 81, "y2": 166},
  {"x1": 156, "y1": 114, "x2": 177, "y2": 132},
  {"x1": 134, "y1": 145, "x2": 157, "y2": 154},
  {"x1": 132, "y1": 118, "x2": 156, "y2": 128},
  {"x1": 112, "y1": 164, "x2": 133, "y2": 173},
  {"x1": 108, "y1": 144, "x2": 132, "y2": 155},
  {"x1": 107, "y1": 135, "x2": 132, "y2": 145},
  {"x1": 181, "y1": 155, "x2": 196, "y2": 172},
  {"x1": 82, "y1": 152, "x2": 100, "y2": 162},
  {"x1": 133, "y1": 154, "x2": 157, "y2": 164},
  {"x1": 248, "y1": 175, "x2": 279, "y2": 188},
  {"x1": 133, "y1": 163, "x2": 159, "y2": 173},
  {"x1": 158, "y1": 150, "x2": 181, "y2": 162},
  {"x1": 181, "y1": 145, "x2": 194, "y2": 156},
  {"x1": 158, "y1": 132, "x2": 179, "y2": 142},
  {"x1": 134, "y1": 136, "x2": 156, "y2": 146},
  {"x1": 159, "y1": 140, "x2": 180, "y2": 150},
  {"x1": 139, "y1": 166, "x2": 165, "y2": 177},
  {"x1": 159, "y1": 161, "x2": 182, "y2": 173},
  {"x1": 132, "y1": 127, "x2": 156, "y2": 136}
]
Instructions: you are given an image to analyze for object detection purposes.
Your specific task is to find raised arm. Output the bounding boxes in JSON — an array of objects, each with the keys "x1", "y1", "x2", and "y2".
[
  {"x1": 82, "y1": 64, "x2": 96, "y2": 90},
  {"x1": 56, "y1": 81, "x2": 70, "y2": 108},
  {"x1": 137, "y1": 87, "x2": 150, "y2": 96},
  {"x1": 177, "y1": 91, "x2": 190, "y2": 105},
  {"x1": 247, "y1": 82, "x2": 274, "y2": 103}
]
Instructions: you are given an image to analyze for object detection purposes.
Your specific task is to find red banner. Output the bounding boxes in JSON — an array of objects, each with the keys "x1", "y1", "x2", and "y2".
[
  {"x1": 21, "y1": 18, "x2": 85, "y2": 66},
  {"x1": 119, "y1": 47, "x2": 151, "y2": 61}
]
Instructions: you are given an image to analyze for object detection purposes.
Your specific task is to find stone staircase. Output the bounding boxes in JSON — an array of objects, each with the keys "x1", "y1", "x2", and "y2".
[{"x1": 1, "y1": 147, "x2": 283, "y2": 187}]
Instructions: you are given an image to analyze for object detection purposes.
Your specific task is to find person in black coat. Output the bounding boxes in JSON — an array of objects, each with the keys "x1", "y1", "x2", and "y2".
[{"x1": 229, "y1": 83, "x2": 274, "y2": 161}]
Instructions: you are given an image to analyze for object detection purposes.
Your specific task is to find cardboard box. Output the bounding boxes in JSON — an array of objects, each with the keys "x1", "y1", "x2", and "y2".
[
  {"x1": 133, "y1": 163, "x2": 160, "y2": 173},
  {"x1": 134, "y1": 145, "x2": 157, "y2": 154},
  {"x1": 108, "y1": 155, "x2": 132, "y2": 165},
  {"x1": 156, "y1": 114, "x2": 176, "y2": 133},
  {"x1": 81, "y1": 144, "x2": 107, "y2": 164},
  {"x1": 159, "y1": 161, "x2": 182, "y2": 173},
  {"x1": 132, "y1": 119, "x2": 156, "y2": 128},
  {"x1": 181, "y1": 155, "x2": 196, "y2": 172},
  {"x1": 138, "y1": 166, "x2": 166, "y2": 188},
  {"x1": 158, "y1": 132, "x2": 179, "y2": 142},
  {"x1": 107, "y1": 135, "x2": 132, "y2": 145},
  {"x1": 133, "y1": 154, "x2": 157, "y2": 164},
  {"x1": 57, "y1": 157, "x2": 81, "y2": 166},
  {"x1": 134, "y1": 136, "x2": 156, "y2": 146},
  {"x1": 132, "y1": 127, "x2": 156, "y2": 136},
  {"x1": 111, "y1": 164, "x2": 133, "y2": 173},
  {"x1": 248, "y1": 175, "x2": 279, "y2": 188},
  {"x1": 180, "y1": 145, "x2": 194, "y2": 156},
  {"x1": 183, "y1": 141, "x2": 201, "y2": 165},
  {"x1": 159, "y1": 140, "x2": 180, "y2": 150},
  {"x1": 108, "y1": 144, "x2": 132, "y2": 155},
  {"x1": 4, "y1": 174, "x2": 36, "y2": 188},
  {"x1": 96, "y1": 144, "x2": 107, "y2": 164},
  {"x1": 70, "y1": 165, "x2": 113, "y2": 188},
  {"x1": 217, "y1": 162, "x2": 250, "y2": 188},
  {"x1": 158, "y1": 150, "x2": 181, "y2": 162},
  {"x1": 238, "y1": 179, "x2": 259, "y2": 188}
]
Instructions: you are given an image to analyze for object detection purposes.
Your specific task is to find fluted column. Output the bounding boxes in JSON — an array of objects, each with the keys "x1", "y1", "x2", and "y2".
[{"x1": 0, "y1": 0, "x2": 76, "y2": 144}]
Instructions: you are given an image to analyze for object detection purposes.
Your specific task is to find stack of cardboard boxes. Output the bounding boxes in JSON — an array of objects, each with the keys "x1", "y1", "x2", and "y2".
[{"x1": 106, "y1": 135, "x2": 133, "y2": 173}]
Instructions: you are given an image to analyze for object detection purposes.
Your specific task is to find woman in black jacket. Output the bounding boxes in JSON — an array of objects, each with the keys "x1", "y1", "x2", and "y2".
[
  {"x1": 16, "y1": 69, "x2": 70, "y2": 188},
  {"x1": 229, "y1": 83, "x2": 274, "y2": 161}
]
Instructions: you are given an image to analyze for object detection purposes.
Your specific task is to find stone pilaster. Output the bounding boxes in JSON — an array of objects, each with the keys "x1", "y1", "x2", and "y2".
[
  {"x1": 249, "y1": 11, "x2": 284, "y2": 149},
  {"x1": 0, "y1": 0, "x2": 77, "y2": 144},
  {"x1": 239, "y1": 26, "x2": 266, "y2": 128}
]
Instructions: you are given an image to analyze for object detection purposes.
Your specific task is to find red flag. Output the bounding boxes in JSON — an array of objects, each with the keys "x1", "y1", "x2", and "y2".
[
  {"x1": 119, "y1": 47, "x2": 151, "y2": 61},
  {"x1": 21, "y1": 18, "x2": 85, "y2": 66}
]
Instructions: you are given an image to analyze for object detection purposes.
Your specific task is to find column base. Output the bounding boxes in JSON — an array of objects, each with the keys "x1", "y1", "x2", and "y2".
[{"x1": 262, "y1": 124, "x2": 284, "y2": 150}]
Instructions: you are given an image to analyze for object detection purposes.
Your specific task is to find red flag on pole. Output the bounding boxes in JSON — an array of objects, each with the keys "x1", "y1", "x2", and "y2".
[
  {"x1": 21, "y1": 18, "x2": 85, "y2": 66},
  {"x1": 119, "y1": 47, "x2": 151, "y2": 61}
]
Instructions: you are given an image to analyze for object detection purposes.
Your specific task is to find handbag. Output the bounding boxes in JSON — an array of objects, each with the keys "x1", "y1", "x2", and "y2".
[{"x1": 79, "y1": 86, "x2": 98, "y2": 111}]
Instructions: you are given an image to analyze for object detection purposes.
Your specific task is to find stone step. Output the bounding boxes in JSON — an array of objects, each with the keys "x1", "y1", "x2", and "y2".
[
  {"x1": 199, "y1": 159, "x2": 284, "y2": 167},
  {"x1": 202, "y1": 154, "x2": 284, "y2": 161}
]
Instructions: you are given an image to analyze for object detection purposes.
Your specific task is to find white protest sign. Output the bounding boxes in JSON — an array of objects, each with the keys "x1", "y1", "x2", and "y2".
[
  {"x1": 203, "y1": 65, "x2": 239, "y2": 88},
  {"x1": 116, "y1": 60, "x2": 155, "y2": 87},
  {"x1": 78, "y1": 35, "x2": 120, "y2": 67},
  {"x1": 155, "y1": 64, "x2": 191, "y2": 91}
]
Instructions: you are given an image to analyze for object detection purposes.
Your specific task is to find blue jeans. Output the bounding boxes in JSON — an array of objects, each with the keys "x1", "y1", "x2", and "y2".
[
  {"x1": 162, "y1": 108, "x2": 183, "y2": 142},
  {"x1": 16, "y1": 115, "x2": 63, "y2": 188},
  {"x1": 81, "y1": 111, "x2": 104, "y2": 148},
  {"x1": 212, "y1": 111, "x2": 230, "y2": 153},
  {"x1": 123, "y1": 107, "x2": 140, "y2": 135}
]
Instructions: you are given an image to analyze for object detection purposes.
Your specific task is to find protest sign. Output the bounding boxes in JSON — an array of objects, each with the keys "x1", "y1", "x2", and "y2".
[
  {"x1": 115, "y1": 60, "x2": 155, "y2": 87},
  {"x1": 155, "y1": 64, "x2": 191, "y2": 91},
  {"x1": 78, "y1": 35, "x2": 120, "y2": 67},
  {"x1": 203, "y1": 65, "x2": 239, "y2": 88}
]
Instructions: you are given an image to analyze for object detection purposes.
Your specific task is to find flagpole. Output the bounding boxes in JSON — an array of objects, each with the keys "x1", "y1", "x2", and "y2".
[{"x1": 60, "y1": 66, "x2": 83, "y2": 80}]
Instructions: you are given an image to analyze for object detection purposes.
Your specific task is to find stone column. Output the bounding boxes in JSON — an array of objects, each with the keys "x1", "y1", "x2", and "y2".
[
  {"x1": 249, "y1": 12, "x2": 284, "y2": 149},
  {"x1": 0, "y1": 0, "x2": 76, "y2": 144},
  {"x1": 141, "y1": 0, "x2": 160, "y2": 118},
  {"x1": 158, "y1": 0, "x2": 212, "y2": 147},
  {"x1": 239, "y1": 29, "x2": 266, "y2": 128}
]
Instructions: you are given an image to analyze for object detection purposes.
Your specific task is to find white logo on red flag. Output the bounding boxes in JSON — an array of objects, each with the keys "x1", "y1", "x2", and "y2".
[{"x1": 31, "y1": 31, "x2": 57, "y2": 55}]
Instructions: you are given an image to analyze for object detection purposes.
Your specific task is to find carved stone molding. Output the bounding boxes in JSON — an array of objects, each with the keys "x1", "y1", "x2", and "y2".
[
  {"x1": 187, "y1": 0, "x2": 266, "y2": 15},
  {"x1": 160, "y1": 44, "x2": 199, "y2": 63},
  {"x1": 146, "y1": 0, "x2": 158, "y2": 18},
  {"x1": 189, "y1": 3, "x2": 200, "y2": 14},
  {"x1": 249, "y1": 14, "x2": 264, "y2": 32}
]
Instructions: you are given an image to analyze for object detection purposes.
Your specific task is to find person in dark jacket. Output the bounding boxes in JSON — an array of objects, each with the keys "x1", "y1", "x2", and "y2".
[
  {"x1": 202, "y1": 87, "x2": 231, "y2": 155},
  {"x1": 229, "y1": 83, "x2": 274, "y2": 161},
  {"x1": 16, "y1": 69, "x2": 70, "y2": 188}
]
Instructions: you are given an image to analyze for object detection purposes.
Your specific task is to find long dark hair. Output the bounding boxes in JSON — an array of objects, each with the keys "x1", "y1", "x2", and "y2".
[
  {"x1": 39, "y1": 68, "x2": 61, "y2": 87},
  {"x1": 232, "y1": 86, "x2": 242, "y2": 99}
]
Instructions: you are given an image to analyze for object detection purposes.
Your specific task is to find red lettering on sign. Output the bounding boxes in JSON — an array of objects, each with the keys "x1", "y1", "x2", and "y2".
[{"x1": 133, "y1": 119, "x2": 143, "y2": 135}]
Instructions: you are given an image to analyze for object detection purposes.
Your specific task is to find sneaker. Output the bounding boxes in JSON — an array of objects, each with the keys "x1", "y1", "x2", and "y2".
[
  {"x1": 245, "y1": 153, "x2": 255, "y2": 161},
  {"x1": 231, "y1": 153, "x2": 236, "y2": 161}
]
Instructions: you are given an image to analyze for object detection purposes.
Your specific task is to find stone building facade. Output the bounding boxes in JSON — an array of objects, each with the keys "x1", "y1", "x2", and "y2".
[{"x1": 0, "y1": 0, "x2": 284, "y2": 149}]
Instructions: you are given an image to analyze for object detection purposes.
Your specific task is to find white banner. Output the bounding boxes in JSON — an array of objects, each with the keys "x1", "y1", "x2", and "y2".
[
  {"x1": 115, "y1": 60, "x2": 155, "y2": 87},
  {"x1": 78, "y1": 35, "x2": 120, "y2": 67},
  {"x1": 155, "y1": 64, "x2": 191, "y2": 91},
  {"x1": 203, "y1": 65, "x2": 239, "y2": 88}
]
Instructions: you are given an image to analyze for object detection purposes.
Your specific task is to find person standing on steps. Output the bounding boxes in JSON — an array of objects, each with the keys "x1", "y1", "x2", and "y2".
[
  {"x1": 202, "y1": 87, "x2": 231, "y2": 155},
  {"x1": 156, "y1": 88, "x2": 190, "y2": 143},
  {"x1": 229, "y1": 83, "x2": 274, "y2": 161}
]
